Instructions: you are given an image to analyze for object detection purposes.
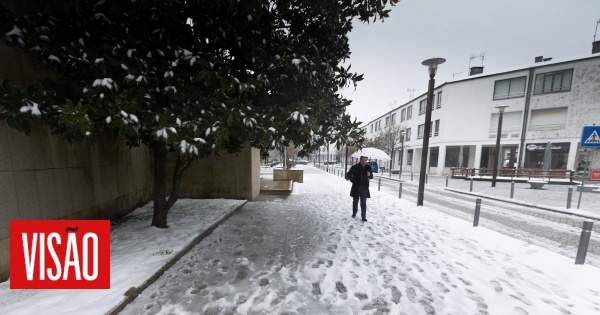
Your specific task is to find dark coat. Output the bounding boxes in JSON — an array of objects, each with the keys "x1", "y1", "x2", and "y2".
[{"x1": 346, "y1": 163, "x2": 373, "y2": 198}]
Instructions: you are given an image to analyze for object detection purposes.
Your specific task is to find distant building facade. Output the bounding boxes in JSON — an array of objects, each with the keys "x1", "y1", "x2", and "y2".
[{"x1": 360, "y1": 52, "x2": 600, "y2": 176}]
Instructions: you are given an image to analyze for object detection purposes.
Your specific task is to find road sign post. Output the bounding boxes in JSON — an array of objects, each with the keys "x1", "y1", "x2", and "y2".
[{"x1": 577, "y1": 126, "x2": 600, "y2": 209}]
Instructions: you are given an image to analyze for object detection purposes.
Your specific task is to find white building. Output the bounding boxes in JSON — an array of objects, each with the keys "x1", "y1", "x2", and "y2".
[{"x1": 361, "y1": 51, "x2": 600, "y2": 177}]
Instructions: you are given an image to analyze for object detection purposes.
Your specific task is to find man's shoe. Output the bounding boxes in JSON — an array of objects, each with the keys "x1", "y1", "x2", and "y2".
[
  {"x1": 351, "y1": 214, "x2": 356, "y2": 218},
  {"x1": 362, "y1": 218, "x2": 367, "y2": 222}
]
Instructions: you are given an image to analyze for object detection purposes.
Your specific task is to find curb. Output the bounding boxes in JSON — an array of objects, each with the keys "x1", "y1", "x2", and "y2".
[
  {"x1": 443, "y1": 187, "x2": 599, "y2": 222},
  {"x1": 106, "y1": 201, "x2": 247, "y2": 315}
]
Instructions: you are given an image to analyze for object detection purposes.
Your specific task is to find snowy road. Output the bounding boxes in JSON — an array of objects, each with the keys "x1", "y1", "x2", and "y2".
[
  {"x1": 365, "y1": 173, "x2": 600, "y2": 267},
  {"x1": 121, "y1": 167, "x2": 600, "y2": 314}
]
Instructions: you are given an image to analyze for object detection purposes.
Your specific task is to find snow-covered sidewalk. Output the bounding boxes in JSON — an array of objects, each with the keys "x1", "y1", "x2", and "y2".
[
  {"x1": 0, "y1": 199, "x2": 246, "y2": 315},
  {"x1": 2, "y1": 166, "x2": 600, "y2": 314},
  {"x1": 330, "y1": 165, "x2": 600, "y2": 220}
]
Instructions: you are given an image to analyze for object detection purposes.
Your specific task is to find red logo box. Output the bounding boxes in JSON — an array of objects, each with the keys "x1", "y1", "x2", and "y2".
[{"x1": 10, "y1": 220, "x2": 110, "y2": 289}]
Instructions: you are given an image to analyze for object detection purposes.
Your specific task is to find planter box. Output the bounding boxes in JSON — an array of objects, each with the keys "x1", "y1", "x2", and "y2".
[
  {"x1": 273, "y1": 169, "x2": 304, "y2": 183},
  {"x1": 527, "y1": 180, "x2": 547, "y2": 189}
]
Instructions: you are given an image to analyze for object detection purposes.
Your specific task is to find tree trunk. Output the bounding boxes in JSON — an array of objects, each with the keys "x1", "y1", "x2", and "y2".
[
  {"x1": 151, "y1": 140, "x2": 195, "y2": 228},
  {"x1": 152, "y1": 140, "x2": 169, "y2": 228}
]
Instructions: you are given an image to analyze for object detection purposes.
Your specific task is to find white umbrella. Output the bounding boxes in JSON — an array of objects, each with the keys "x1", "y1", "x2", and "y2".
[{"x1": 351, "y1": 148, "x2": 391, "y2": 161}]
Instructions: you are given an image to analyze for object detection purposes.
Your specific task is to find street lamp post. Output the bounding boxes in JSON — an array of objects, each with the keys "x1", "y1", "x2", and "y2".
[
  {"x1": 399, "y1": 130, "x2": 405, "y2": 178},
  {"x1": 491, "y1": 105, "x2": 509, "y2": 187},
  {"x1": 417, "y1": 57, "x2": 445, "y2": 206}
]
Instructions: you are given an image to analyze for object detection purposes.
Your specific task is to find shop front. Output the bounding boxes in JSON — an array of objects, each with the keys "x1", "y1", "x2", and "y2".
[{"x1": 524, "y1": 142, "x2": 570, "y2": 169}]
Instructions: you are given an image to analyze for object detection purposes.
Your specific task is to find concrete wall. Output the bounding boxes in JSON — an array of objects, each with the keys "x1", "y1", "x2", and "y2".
[
  {"x1": 0, "y1": 0, "x2": 262, "y2": 282},
  {"x1": 0, "y1": 121, "x2": 154, "y2": 281},
  {"x1": 167, "y1": 144, "x2": 261, "y2": 201}
]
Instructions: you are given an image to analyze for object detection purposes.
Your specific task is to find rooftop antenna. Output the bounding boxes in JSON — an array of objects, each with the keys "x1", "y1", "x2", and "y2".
[
  {"x1": 407, "y1": 88, "x2": 416, "y2": 100},
  {"x1": 469, "y1": 52, "x2": 485, "y2": 70},
  {"x1": 452, "y1": 72, "x2": 463, "y2": 79},
  {"x1": 595, "y1": 18, "x2": 600, "y2": 42}
]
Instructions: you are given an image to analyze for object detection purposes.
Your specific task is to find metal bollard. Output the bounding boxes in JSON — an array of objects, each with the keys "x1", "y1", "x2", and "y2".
[
  {"x1": 470, "y1": 177, "x2": 474, "y2": 192},
  {"x1": 426, "y1": 174, "x2": 428, "y2": 184},
  {"x1": 411, "y1": 172, "x2": 413, "y2": 181},
  {"x1": 575, "y1": 220, "x2": 594, "y2": 264},
  {"x1": 510, "y1": 181, "x2": 515, "y2": 199},
  {"x1": 473, "y1": 198, "x2": 481, "y2": 227},
  {"x1": 566, "y1": 186, "x2": 573, "y2": 209},
  {"x1": 399, "y1": 182, "x2": 403, "y2": 198},
  {"x1": 399, "y1": 171, "x2": 402, "y2": 180},
  {"x1": 378, "y1": 178, "x2": 381, "y2": 191},
  {"x1": 445, "y1": 175, "x2": 449, "y2": 187}
]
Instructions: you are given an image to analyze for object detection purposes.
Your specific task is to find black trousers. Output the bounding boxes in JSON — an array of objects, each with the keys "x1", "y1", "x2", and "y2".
[{"x1": 352, "y1": 187, "x2": 368, "y2": 219}]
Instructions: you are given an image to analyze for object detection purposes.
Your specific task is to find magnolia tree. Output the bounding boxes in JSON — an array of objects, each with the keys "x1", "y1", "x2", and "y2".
[{"x1": 0, "y1": 0, "x2": 399, "y2": 227}]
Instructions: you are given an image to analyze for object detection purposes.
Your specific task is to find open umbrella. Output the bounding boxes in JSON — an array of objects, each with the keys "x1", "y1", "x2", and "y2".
[{"x1": 351, "y1": 148, "x2": 391, "y2": 161}]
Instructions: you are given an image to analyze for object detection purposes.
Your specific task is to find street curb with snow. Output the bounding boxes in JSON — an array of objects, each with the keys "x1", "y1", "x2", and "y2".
[
  {"x1": 106, "y1": 201, "x2": 247, "y2": 315},
  {"x1": 443, "y1": 187, "x2": 600, "y2": 222}
]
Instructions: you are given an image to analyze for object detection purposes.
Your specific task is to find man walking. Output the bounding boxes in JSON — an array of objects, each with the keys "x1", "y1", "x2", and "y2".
[{"x1": 346, "y1": 156, "x2": 373, "y2": 221}]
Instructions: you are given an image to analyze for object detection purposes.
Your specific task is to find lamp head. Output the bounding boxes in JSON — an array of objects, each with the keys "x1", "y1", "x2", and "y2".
[
  {"x1": 422, "y1": 57, "x2": 446, "y2": 76},
  {"x1": 495, "y1": 105, "x2": 509, "y2": 114}
]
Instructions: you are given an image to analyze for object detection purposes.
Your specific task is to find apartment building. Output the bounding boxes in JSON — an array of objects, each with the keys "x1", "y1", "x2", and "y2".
[{"x1": 361, "y1": 50, "x2": 600, "y2": 176}]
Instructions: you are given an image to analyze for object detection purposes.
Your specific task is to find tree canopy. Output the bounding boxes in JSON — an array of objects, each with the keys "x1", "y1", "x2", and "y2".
[{"x1": 1, "y1": 0, "x2": 399, "y2": 227}]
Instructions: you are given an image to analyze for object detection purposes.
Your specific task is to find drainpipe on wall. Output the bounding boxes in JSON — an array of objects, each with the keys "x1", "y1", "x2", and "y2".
[{"x1": 518, "y1": 68, "x2": 535, "y2": 168}]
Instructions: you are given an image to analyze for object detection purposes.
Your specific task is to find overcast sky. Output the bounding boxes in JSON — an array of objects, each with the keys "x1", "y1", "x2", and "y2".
[{"x1": 342, "y1": 0, "x2": 600, "y2": 124}]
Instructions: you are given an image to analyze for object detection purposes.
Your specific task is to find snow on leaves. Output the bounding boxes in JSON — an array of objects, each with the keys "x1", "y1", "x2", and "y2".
[{"x1": 19, "y1": 100, "x2": 42, "y2": 116}]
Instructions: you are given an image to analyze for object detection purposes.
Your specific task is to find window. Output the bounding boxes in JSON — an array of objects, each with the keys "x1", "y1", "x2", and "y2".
[
  {"x1": 406, "y1": 128, "x2": 411, "y2": 141},
  {"x1": 391, "y1": 113, "x2": 396, "y2": 125},
  {"x1": 419, "y1": 99, "x2": 427, "y2": 115},
  {"x1": 445, "y1": 146, "x2": 470, "y2": 168},
  {"x1": 407, "y1": 149, "x2": 413, "y2": 166},
  {"x1": 370, "y1": 124, "x2": 373, "y2": 133},
  {"x1": 429, "y1": 121, "x2": 433, "y2": 137},
  {"x1": 490, "y1": 111, "x2": 522, "y2": 135},
  {"x1": 417, "y1": 124, "x2": 424, "y2": 139},
  {"x1": 436, "y1": 91, "x2": 442, "y2": 108},
  {"x1": 385, "y1": 116, "x2": 389, "y2": 126},
  {"x1": 401, "y1": 109, "x2": 406, "y2": 122},
  {"x1": 434, "y1": 119, "x2": 440, "y2": 136},
  {"x1": 493, "y1": 76, "x2": 526, "y2": 100},
  {"x1": 407, "y1": 106, "x2": 413, "y2": 120},
  {"x1": 529, "y1": 107, "x2": 568, "y2": 130},
  {"x1": 533, "y1": 69, "x2": 573, "y2": 94},
  {"x1": 429, "y1": 147, "x2": 439, "y2": 167}
]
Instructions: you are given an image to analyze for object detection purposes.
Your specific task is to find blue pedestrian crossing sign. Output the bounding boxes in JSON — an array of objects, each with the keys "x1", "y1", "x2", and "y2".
[{"x1": 581, "y1": 126, "x2": 600, "y2": 147}]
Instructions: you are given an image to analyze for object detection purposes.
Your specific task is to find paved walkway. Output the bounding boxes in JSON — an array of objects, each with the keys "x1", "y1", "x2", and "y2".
[{"x1": 119, "y1": 166, "x2": 600, "y2": 314}]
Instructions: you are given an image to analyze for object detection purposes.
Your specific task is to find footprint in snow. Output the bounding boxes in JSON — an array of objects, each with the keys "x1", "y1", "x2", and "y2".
[
  {"x1": 406, "y1": 287, "x2": 417, "y2": 302},
  {"x1": 435, "y1": 281, "x2": 450, "y2": 293},
  {"x1": 490, "y1": 280, "x2": 503, "y2": 293},
  {"x1": 390, "y1": 285, "x2": 402, "y2": 304},
  {"x1": 465, "y1": 289, "x2": 488, "y2": 313},
  {"x1": 354, "y1": 292, "x2": 368, "y2": 300}
]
